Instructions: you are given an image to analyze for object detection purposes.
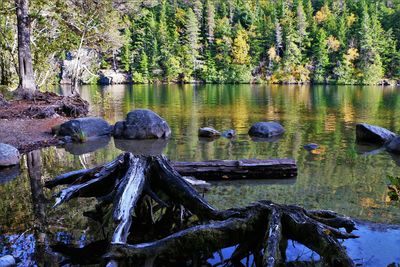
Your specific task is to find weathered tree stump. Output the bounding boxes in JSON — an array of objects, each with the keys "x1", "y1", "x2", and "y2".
[{"x1": 46, "y1": 153, "x2": 357, "y2": 266}]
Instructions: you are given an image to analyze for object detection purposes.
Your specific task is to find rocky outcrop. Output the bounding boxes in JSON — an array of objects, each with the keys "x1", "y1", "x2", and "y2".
[
  {"x1": 248, "y1": 122, "x2": 285, "y2": 138},
  {"x1": 198, "y1": 127, "x2": 221, "y2": 138},
  {"x1": 0, "y1": 143, "x2": 20, "y2": 167},
  {"x1": 99, "y1": 70, "x2": 132, "y2": 85},
  {"x1": 57, "y1": 117, "x2": 112, "y2": 142},
  {"x1": 355, "y1": 123, "x2": 396, "y2": 144},
  {"x1": 113, "y1": 109, "x2": 171, "y2": 139}
]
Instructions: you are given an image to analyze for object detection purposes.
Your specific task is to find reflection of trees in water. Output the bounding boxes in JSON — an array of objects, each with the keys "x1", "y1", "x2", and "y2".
[{"x1": 27, "y1": 150, "x2": 48, "y2": 266}]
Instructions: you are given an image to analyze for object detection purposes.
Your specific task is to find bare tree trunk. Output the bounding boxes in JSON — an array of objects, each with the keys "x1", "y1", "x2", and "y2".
[
  {"x1": 14, "y1": 0, "x2": 36, "y2": 99},
  {"x1": 27, "y1": 150, "x2": 48, "y2": 266}
]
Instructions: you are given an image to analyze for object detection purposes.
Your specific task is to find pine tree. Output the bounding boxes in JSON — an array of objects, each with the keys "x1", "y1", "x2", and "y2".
[
  {"x1": 205, "y1": 0, "x2": 216, "y2": 44},
  {"x1": 358, "y1": 5, "x2": 384, "y2": 84},
  {"x1": 313, "y1": 28, "x2": 329, "y2": 83},
  {"x1": 184, "y1": 8, "x2": 202, "y2": 79}
]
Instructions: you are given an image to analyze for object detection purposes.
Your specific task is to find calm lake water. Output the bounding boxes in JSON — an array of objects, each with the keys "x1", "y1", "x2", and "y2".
[{"x1": 1, "y1": 84, "x2": 400, "y2": 265}]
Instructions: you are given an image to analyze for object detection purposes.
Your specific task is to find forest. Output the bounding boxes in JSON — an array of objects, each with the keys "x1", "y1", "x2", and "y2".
[{"x1": 0, "y1": 0, "x2": 400, "y2": 86}]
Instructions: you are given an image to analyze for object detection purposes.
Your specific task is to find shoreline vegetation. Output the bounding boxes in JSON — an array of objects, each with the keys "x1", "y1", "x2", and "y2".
[{"x1": 1, "y1": 0, "x2": 400, "y2": 89}]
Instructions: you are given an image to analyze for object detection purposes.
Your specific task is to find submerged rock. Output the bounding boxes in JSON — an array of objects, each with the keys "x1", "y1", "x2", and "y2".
[
  {"x1": 0, "y1": 164, "x2": 20, "y2": 184},
  {"x1": 386, "y1": 136, "x2": 400, "y2": 154},
  {"x1": 222, "y1": 129, "x2": 236, "y2": 139},
  {"x1": 113, "y1": 109, "x2": 171, "y2": 139},
  {"x1": 198, "y1": 127, "x2": 221, "y2": 138},
  {"x1": 248, "y1": 122, "x2": 285, "y2": 138},
  {"x1": 355, "y1": 123, "x2": 396, "y2": 144},
  {"x1": 303, "y1": 143, "x2": 319, "y2": 151},
  {"x1": 57, "y1": 117, "x2": 112, "y2": 141},
  {"x1": 0, "y1": 143, "x2": 20, "y2": 167}
]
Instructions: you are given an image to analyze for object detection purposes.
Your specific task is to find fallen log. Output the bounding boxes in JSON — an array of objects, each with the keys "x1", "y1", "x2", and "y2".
[
  {"x1": 172, "y1": 158, "x2": 297, "y2": 180},
  {"x1": 47, "y1": 153, "x2": 356, "y2": 267}
]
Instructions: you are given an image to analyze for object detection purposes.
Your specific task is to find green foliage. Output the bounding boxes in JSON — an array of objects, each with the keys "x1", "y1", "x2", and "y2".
[{"x1": 1, "y1": 0, "x2": 400, "y2": 85}]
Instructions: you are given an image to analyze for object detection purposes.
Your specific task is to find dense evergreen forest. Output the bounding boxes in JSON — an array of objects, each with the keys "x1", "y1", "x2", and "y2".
[{"x1": 1, "y1": 0, "x2": 400, "y2": 86}]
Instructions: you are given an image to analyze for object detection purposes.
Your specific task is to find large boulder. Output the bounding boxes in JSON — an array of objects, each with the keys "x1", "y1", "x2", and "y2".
[
  {"x1": 248, "y1": 122, "x2": 285, "y2": 138},
  {"x1": 355, "y1": 123, "x2": 396, "y2": 144},
  {"x1": 386, "y1": 136, "x2": 400, "y2": 154},
  {"x1": 0, "y1": 143, "x2": 20, "y2": 167},
  {"x1": 57, "y1": 117, "x2": 112, "y2": 141},
  {"x1": 198, "y1": 127, "x2": 221, "y2": 138},
  {"x1": 113, "y1": 109, "x2": 171, "y2": 139}
]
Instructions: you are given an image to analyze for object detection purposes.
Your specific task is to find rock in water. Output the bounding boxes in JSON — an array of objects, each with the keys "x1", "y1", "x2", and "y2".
[
  {"x1": 0, "y1": 255, "x2": 15, "y2": 267},
  {"x1": 222, "y1": 129, "x2": 236, "y2": 139},
  {"x1": 57, "y1": 117, "x2": 112, "y2": 141},
  {"x1": 303, "y1": 143, "x2": 319, "y2": 151},
  {"x1": 355, "y1": 123, "x2": 396, "y2": 144},
  {"x1": 113, "y1": 109, "x2": 171, "y2": 139},
  {"x1": 386, "y1": 136, "x2": 400, "y2": 154},
  {"x1": 198, "y1": 127, "x2": 221, "y2": 138},
  {"x1": 248, "y1": 122, "x2": 285, "y2": 138},
  {"x1": 0, "y1": 143, "x2": 20, "y2": 167}
]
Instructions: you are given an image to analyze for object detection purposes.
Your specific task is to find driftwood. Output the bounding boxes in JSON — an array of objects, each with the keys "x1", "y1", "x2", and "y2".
[
  {"x1": 172, "y1": 158, "x2": 297, "y2": 180},
  {"x1": 47, "y1": 153, "x2": 357, "y2": 266}
]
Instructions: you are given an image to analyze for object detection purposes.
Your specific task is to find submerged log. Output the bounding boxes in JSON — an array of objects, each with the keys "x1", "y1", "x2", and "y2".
[
  {"x1": 47, "y1": 152, "x2": 356, "y2": 267},
  {"x1": 172, "y1": 158, "x2": 297, "y2": 180}
]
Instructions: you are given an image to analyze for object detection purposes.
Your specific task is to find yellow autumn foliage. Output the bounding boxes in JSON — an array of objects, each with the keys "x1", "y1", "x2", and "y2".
[{"x1": 327, "y1": 35, "x2": 340, "y2": 52}]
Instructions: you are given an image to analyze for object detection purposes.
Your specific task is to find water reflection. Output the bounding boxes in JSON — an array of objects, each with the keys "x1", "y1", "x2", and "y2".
[
  {"x1": 114, "y1": 138, "x2": 169, "y2": 155},
  {"x1": 1, "y1": 84, "x2": 400, "y2": 265}
]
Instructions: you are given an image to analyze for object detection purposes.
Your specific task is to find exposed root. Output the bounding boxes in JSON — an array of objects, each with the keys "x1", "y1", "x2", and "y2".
[{"x1": 47, "y1": 152, "x2": 358, "y2": 266}]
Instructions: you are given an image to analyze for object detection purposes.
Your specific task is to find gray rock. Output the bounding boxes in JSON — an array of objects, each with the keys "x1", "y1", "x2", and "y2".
[
  {"x1": 248, "y1": 122, "x2": 285, "y2": 138},
  {"x1": 98, "y1": 70, "x2": 132, "y2": 85},
  {"x1": 356, "y1": 123, "x2": 396, "y2": 144},
  {"x1": 0, "y1": 143, "x2": 20, "y2": 167},
  {"x1": 113, "y1": 109, "x2": 171, "y2": 139},
  {"x1": 199, "y1": 127, "x2": 221, "y2": 138},
  {"x1": 386, "y1": 136, "x2": 400, "y2": 154},
  {"x1": 222, "y1": 129, "x2": 236, "y2": 139},
  {"x1": 58, "y1": 117, "x2": 112, "y2": 141},
  {"x1": 0, "y1": 255, "x2": 15, "y2": 267}
]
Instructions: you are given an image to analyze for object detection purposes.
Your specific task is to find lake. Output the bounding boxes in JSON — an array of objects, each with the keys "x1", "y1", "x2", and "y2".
[{"x1": 1, "y1": 84, "x2": 400, "y2": 266}]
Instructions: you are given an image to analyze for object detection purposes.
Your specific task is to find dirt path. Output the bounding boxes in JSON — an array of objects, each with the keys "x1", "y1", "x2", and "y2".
[{"x1": 0, "y1": 117, "x2": 67, "y2": 153}]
